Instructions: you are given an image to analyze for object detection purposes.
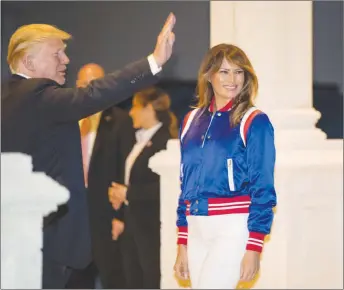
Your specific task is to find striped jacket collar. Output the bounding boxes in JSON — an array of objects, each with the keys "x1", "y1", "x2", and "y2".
[{"x1": 209, "y1": 97, "x2": 233, "y2": 112}]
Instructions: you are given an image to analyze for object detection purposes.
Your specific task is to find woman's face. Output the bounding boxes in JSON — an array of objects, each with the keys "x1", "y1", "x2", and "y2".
[
  {"x1": 129, "y1": 97, "x2": 154, "y2": 129},
  {"x1": 209, "y1": 58, "x2": 245, "y2": 102}
]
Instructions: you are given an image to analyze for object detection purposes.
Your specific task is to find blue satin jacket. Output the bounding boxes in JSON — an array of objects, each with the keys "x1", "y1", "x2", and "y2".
[{"x1": 176, "y1": 103, "x2": 277, "y2": 252}]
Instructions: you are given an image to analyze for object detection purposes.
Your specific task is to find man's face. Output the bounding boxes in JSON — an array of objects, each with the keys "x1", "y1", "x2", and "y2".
[
  {"x1": 76, "y1": 64, "x2": 105, "y2": 88},
  {"x1": 31, "y1": 38, "x2": 69, "y2": 85}
]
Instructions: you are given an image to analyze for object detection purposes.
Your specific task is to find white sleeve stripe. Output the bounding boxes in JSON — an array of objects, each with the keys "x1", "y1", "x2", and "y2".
[
  {"x1": 181, "y1": 108, "x2": 199, "y2": 141},
  {"x1": 247, "y1": 241, "x2": 263, "y2": 247},
  {"x1": 248, "y1": 238, "x2": 264, "y2": 244},
  {"x1": 178, "y1": 233, "x2": 188, "y2": 237},
  {"x1": 240, "y1": 106, "x2": 258, "y2": 147}
]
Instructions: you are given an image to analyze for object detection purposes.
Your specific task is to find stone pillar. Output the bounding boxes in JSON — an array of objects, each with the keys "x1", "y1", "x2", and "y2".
[
  {"x1": 1, "y1": 153, "x2": 69, "y2": 289},
  {"x1": 211, "y1": 1, "x2": 328, "y2": 151},
  {"x1": 150, "y1": 141, "x2": 184, "y2": 289}
]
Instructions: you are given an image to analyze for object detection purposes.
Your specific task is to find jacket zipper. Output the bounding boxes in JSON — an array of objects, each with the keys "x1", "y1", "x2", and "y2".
[{"x1": 201, "y1": 113, "x2": 215, "y2": 148}]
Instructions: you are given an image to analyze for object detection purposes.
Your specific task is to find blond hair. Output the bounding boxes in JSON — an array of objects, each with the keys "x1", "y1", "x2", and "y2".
[
  {"x1": 7, "y1": 24, "x2": 71, "y2": 73},
  {"x1": 196, "y1": 43, "x2": 258, "y2": 127}
]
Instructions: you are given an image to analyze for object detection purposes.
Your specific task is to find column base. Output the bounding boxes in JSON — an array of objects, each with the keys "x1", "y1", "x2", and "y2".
[{"x1": 266, "y1": 107, "x2": 340, "y2": 150}]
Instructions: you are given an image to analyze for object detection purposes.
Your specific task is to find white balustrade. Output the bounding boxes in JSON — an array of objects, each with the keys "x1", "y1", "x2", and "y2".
[{"x1": 1, "y1": 153, "x2": 69, "y2": 289}]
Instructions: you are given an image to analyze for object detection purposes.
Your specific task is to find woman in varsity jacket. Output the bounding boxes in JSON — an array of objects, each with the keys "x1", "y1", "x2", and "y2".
[{"x1": 174, "y1": 43, "x2": 277, "y2": 289}]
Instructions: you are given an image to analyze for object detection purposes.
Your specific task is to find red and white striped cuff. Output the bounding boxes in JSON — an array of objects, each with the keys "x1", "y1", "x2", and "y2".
[
  {"x1": 246, "y1": 232, "x2": 265, "y2": 253},
  {"x1": 177, "y1": 226, "x2": 188, "y2": 245}
]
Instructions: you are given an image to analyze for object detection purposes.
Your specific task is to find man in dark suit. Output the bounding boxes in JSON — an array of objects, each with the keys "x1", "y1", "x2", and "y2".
[
  {"x1": 1, "y1": 13, "x2": 176, "y2": 289},
  {"x1": 76, "y1": 63, "x2": 134, "y2": 288}
]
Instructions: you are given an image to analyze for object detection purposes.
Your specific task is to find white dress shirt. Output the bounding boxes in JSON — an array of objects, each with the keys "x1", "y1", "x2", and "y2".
[
  {"x1": 124, "y1": 122, "x2": 162, "y2": 186},
  {"x1": 14, "y1": 72, "x2": 31, "y2": 79}
]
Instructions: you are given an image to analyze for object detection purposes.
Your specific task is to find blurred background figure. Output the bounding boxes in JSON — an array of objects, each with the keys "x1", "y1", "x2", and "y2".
[
  {"x1": 77, "y1": 63, "x2": 133, "y2": 289},
  {"x1": 108, "y1": 87, "x2": 178, "y2": 288}
]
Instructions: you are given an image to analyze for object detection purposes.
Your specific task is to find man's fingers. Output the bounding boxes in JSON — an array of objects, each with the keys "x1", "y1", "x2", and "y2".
[
  {"x1": 112, "y1": 228, "x2": 120, "y2": 240},
  {"x1": 160, "y1": 13, "x2": 176, "y2": 39},
  {"x1": 162, "y1": 13, "x2": 175, "y2": 33},
  {"x1": 111, "y1": 201, "x2": 121, "y2": 210},
  {"x1": 111, "y1": 182, "x2": 122, "y2": 189},
  {"x1": 111, "y1": 226, "x2": 117, "y2": 240},
  {"x1": 168, "y1": 32, "x2": 175, "y2": 46},
  {"x1": 108, "y1": 187, "x2": 117, "y2": 201}
]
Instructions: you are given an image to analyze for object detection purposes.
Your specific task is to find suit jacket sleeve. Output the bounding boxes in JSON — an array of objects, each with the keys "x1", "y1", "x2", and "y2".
[
  {"x1": 112, "y1": 205, "x2": 125, "y2": 222},
  {"x1": 125, "y1": 132, "x2": 169, "y2": 202},
  {"x1": 126, "y1": 182, "x2": 160, "y2": 202},
  {"x1": 35, "y1": 58, "x2": 158, "y2": 122}
]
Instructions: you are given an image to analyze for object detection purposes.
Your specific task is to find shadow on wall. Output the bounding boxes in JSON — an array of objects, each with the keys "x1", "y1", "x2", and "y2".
[{"x1": 313, "y1": 83, "x2": 343, "y2": 139}]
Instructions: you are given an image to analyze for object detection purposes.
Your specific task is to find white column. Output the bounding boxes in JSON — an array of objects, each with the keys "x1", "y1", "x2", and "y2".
[
  {"x1": 1, "y1": 153, "x2": 69, "y2": 289},
  {"x1": 210, "y1": 1, "x2": 343, "y2": 289},
  {"x1": 150, "y1": 141, "x2": 184, "y2": 289},
  {"x1": 211, "y1": 1, "x2": 327, "y2": 150}
]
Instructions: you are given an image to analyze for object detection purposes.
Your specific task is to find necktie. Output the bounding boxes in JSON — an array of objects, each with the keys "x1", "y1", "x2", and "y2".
[{"x1": 80, "y1": 117, "x2": 91, "y2": 187}]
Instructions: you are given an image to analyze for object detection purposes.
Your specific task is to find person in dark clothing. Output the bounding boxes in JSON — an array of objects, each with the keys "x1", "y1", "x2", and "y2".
[
  {"x1": 1, "y1": 14, "x2": 176, "y2": 289},
  {"x1": 109, "y1": 87, "x2": 178, "y2": 288}
]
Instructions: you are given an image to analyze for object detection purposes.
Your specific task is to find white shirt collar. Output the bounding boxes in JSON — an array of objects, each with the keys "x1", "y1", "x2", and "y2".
[
  {"x1": 135, "y1": 122, "x2": 163, "y2": 143},
  {"x1": 15, "y1": 72, "x2": 31, "y2": 79}
]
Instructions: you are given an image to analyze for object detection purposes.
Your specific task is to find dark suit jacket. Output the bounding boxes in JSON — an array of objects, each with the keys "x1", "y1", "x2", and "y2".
[
  {"x1": 1, "y1": 58, "x2": 159, "y2": 269},
  {"x1": 87, "y1": 106, "x2": 134, "y2": 244},
  {"x1": 123, "y1": 125, "x2": 171, "y2": 229}
]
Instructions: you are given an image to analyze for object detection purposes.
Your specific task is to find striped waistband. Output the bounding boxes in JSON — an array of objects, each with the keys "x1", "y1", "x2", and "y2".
[{"x1": 185, "y1": 195, "x2": 251, "y2": 216}]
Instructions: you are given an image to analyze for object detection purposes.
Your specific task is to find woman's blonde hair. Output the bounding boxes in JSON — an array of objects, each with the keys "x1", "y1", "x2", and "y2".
[
  {"x1": 7, "y1": 24, "x2": 71, "y2": 73},
  {"x1": 134, "y1": 87, "x2": 179, "y2": 138},
  {"x1": 196, "y1": 43, "x2": 258, "y2": 127}
]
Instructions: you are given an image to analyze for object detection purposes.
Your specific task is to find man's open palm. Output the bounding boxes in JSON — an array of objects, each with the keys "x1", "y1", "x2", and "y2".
[{"x1": 153, "y1": 13, "x2": 176, "y2": 67}]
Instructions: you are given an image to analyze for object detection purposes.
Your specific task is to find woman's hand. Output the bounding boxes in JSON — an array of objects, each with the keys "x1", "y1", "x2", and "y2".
[
  {"x1": 174, "y1": 244, "x2": 190, "y2": 281},
  {"x1": 239, "y1": 250, "x2": 260, "y2": 282},
  {"x1": 108, "y1": 182, "x2": 128, "y2": 210}
]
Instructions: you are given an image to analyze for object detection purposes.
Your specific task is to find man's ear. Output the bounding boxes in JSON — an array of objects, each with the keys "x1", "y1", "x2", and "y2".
[{"x1": 23, "y1": 55, "x2": 35, "y2": 71}]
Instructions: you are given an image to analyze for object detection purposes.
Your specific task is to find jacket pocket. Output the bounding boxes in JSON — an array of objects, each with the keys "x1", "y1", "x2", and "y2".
[{"x1": 227, "y1": 158, "x2": 235, "y2": 191}]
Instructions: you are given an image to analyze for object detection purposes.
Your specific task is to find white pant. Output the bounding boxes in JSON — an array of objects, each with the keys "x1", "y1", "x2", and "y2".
[{"x1": 187, "y1": 214, "x2": 249, "y2": 289}]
